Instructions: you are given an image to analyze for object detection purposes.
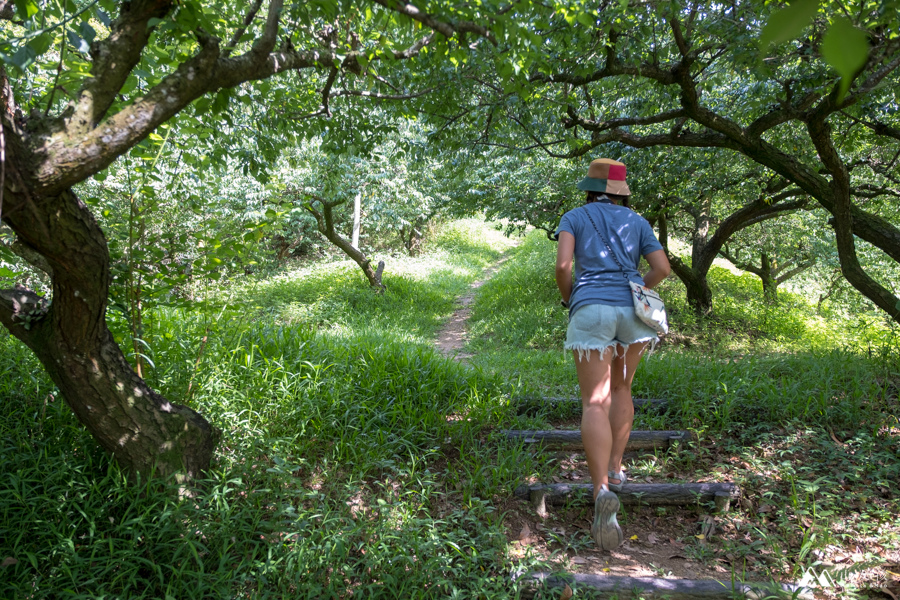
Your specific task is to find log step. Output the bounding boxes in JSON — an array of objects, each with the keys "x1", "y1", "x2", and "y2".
[
  {"x1": 503, "y1": 429, "x2": 693, "y2": 451},
  {"x1": 520, "y1": 573, "x2": 811, "y2": 599},
  {"x1": 515, "y1": 482, "x2": 740, "y2": 514},
  {"x1": 516, "y1": 396, "x2": 667, "y2": 413}
]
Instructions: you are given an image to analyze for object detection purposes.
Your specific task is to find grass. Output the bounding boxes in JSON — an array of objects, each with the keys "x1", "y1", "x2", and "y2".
[
  {"x1": 0, "y1": 220, "x2": 533, "y2": 599},
  {"x1": 0, "y1": 221, "x2": 898, "y2": 598}
]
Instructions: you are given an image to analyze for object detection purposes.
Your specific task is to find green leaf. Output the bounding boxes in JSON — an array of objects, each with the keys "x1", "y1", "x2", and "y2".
[
  {"x1": 9, "y1": 44, "x2": 37, "y2": 71},
  {"x1": 79, "y1": 22, "x2": 97, "y2": 44},
  {"x1": 821, "y1": 16, "x2": 869, "y2": 99},
  {"x1": 28, "y1": 34, "x2": 53, "y2": 57},
  {"x1": 14, "y1": 0, "x2": 38, "y2": 19},
  {"x1": 760, "y1": 0, "x2": 819, "y2": 48},
  {"x1": 67, "y1": 30, "x2": 90, "y2": 54}
]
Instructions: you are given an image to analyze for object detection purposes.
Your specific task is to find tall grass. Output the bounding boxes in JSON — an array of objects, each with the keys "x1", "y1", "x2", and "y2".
[
  {"x1": 1, "y1": 221, "x2": 897, "y2": 598},
  {"x1": 0, "y1": 220, "x2": 537, "y2": 599}
]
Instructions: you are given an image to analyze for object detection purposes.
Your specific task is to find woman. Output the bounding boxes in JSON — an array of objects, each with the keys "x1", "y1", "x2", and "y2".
[{"x1": 555, "y1": 158, "x2": 671, "y2": 551}]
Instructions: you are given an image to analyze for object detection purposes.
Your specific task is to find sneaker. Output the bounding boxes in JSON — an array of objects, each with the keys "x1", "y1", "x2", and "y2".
[
  {"x1": 591, "y1": 487, "x2": 623, "y2": 551},
  {"x1": 607, "y1": 469, "x2": 627, "y2": 492}
]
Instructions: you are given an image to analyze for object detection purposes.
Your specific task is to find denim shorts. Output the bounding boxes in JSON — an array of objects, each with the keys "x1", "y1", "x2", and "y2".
[{"x1": 565, "y1": 303, "x2": 658, "y2": 361}]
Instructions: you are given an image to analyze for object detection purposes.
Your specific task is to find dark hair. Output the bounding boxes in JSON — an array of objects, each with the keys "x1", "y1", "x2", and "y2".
[{"x1": 586, "y1": 191, "x2": 630, "y2": 208}]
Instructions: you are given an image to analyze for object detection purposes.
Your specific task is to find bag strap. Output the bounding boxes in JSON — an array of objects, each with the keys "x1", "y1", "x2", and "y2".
[{"x1": 582, "y1": 203, "x2": 634, "y2": 284}]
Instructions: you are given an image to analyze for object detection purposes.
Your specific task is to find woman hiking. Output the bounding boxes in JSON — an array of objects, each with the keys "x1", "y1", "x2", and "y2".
[{"x1": 555, "y1": 158, "x2": 671, "y2": 550}]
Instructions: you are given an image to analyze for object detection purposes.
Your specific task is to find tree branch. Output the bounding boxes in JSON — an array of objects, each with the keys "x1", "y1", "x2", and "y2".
[
  {"x1": 368, "y1": 0, "x2": 496, "y2": 45},
  {"x1": 224, "y1": 0, "x2": 265, "y2": 58},
  {"x1": 775, "y1": 257, "x2": 815, "y2": 283},
  {"x1": 0, "y1": 285, "x2": 49, "y2": 334},
  {"x1": 563, "y1": 108, "x2": 687, "y2": 133},
  {"x1": 61, "y1": 0, "x2": 173, "y2": 135},
  {"x1": 331, "y1": 87, "x2": 437, "y2": 100}
]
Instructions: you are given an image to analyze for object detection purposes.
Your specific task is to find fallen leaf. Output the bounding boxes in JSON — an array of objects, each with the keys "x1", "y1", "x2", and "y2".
[
  {"x1": 757, "y1": 504, "x2": 773, "y2": 514},
  {"x1": 1, "y1": 557, "x2": 17, "y2": 568},
  {"x1": 518, "y1": 524, "x2": 532, "y2": 542},
  {"x1": 828, "y1": 428, "x2": 847, "y2": 447},
  {"x1": 602, "y1": 568, "x2": 610, "y2": 572},
  {"x1": 695, "y1": 534, "x2": 706, "y2": 540},
  {"x1": 647, "y1": 533, "x2": 659, "y2": 544},
  {"x1": 572, "y1": 556, "x2": 587, "y2": 564},
  {"x1": 630, "y1": 535, "x2": 639, "y2": 541},
  {"x1": 559, "y1": 583, "x2": 573, "y2": 600}
]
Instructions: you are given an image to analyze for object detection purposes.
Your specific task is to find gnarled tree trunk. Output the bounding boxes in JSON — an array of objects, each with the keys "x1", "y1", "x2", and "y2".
[
  {"x1": 303, "y1": 195, "x2": 386, "y2": 291},
  {"x1": 0, "y1": 184, "x2": 220, "y2": 479}
]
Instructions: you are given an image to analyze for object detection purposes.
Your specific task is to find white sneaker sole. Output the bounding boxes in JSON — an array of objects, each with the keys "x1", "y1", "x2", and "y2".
[{"x1": 591, "y1": 489, "x2": 623, "y2": 551}]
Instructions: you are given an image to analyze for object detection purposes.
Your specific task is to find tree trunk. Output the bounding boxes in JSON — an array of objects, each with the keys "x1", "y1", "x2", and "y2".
[
  {"x1": 351, "y1": 193, "x2": 361, "y2": 249},
  {"x1": 0, "y1": 189, "x2": 220, "y2": 480},
  {"x1": 760, "y1": 253, "x2": 778, "y2": 304},
  {"x1": 667, "y1": 253, "x2": 713, "y2": 314},
  {"x1": 304, "y1": 198, "x2": 386, "y2": 290}
]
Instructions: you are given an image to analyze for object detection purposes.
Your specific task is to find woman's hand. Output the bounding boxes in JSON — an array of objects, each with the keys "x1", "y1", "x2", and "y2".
[{"x1": 642, "y1": 249, "x2": 671, "y2": 289}]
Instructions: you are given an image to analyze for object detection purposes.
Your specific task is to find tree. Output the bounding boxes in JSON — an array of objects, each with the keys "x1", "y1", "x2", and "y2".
[
  {"x1": 0, "y1": 0, "x2": 494, "y2": 479},
  {"x1": 455, "y1": 0, "x2": 900, "y2": 324},
  {"x1": 628, "y1": 148, "x2": 811, "y2": 313},
  {"x1": 717, "y1": 210, "x2": 822, "y2": 304}
]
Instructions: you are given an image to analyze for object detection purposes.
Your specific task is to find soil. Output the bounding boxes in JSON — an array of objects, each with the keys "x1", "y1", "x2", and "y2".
[
  {"x1": 435, "y1": 251, "x2": 515, "y2": 361},
  {"x1": 497, "y1": 449, "x2": 777, "y2": 584}
]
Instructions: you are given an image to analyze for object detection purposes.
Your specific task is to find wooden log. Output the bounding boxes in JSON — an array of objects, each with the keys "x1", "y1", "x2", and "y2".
[
  {"x1": 514, "y1": 482, "x2": 740, "y2": 510},
  {"x1": 519, "y1": 573, "x2": 812, "y2": 599},
  {"x1": 503, "y1": 429, "x2": 694, "y2": 451},
  {"x1": 515, "y1": 396, "x2": 667, "y2": 413}
]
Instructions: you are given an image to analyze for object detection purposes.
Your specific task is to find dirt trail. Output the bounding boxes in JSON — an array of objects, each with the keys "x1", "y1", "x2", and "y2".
[{"x1": 435, "y1": 250, "x2": 516, "y2": 361}]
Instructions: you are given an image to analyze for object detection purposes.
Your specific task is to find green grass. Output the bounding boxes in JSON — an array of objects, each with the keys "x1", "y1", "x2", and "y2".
[
  {"x1": 0, "y1": 219, "x2": 537, "y2": 599},
  {"x1": 0, "y1": 221, "x2": 898, "y2": 598}
]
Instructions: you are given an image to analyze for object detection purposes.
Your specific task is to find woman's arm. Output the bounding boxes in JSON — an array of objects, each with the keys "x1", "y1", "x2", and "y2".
[
  {"x1": 642, "y1": 249, "x2": 671, "y2": 289},
  {"x1": 556, "y1": 231, "x2": 575, "y2": 304}
]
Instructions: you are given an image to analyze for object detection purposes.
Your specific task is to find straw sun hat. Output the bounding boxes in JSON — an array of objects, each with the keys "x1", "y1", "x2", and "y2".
[{"x1": 576, "y1": 158, "x2": 631, "y2": 196}]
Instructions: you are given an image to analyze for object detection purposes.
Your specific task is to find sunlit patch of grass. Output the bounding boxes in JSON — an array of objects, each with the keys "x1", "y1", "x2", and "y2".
[
  {"x1": 2, "y1": 216, "x2": 898, "y2": 598},
  {"x1": 0, "y1": 219, "x2": 543, "y2": 599}
]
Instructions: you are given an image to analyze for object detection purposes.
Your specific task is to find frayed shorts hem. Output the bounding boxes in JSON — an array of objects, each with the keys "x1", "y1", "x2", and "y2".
[
  {"x1": 564, "y1": 304, "x2": 659, "y2": 362},
  {"x1": 564, "y1": 338, "x2": 658, "y2": 363}
]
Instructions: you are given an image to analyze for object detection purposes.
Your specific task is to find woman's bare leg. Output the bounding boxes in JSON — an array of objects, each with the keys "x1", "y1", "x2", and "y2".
[
  {"x1": 573, "y1": 348, "x2": 615, "y2": 499},
  {"x1": 607, "y1": 341, "x2": 649, "y2": 481}
]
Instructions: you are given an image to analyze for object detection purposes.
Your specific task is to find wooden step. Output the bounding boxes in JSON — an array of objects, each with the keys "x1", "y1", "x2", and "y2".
[
  {"x1": 503, "y1": 429, "x2": 693, "y2": 451},
  {"x1": 516, "y1": 396, "x2": 668, "y2": 413},
  {"x1": 520, "y1": 572, "x2": 811, "y2": 599},
  {"x1": 515, "y1": 482, "x2": 740, "y2": 515}
]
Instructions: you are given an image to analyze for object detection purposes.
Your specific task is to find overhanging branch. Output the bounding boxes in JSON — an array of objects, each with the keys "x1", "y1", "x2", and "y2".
[{"x1": 368, "y1": 0, "x2": 496, "y2": 45}]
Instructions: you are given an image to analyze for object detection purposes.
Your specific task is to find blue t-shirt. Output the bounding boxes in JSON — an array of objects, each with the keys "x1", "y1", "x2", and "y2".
[{"x1": 556, "y1": 202, "x2": 663, "y2": 314}]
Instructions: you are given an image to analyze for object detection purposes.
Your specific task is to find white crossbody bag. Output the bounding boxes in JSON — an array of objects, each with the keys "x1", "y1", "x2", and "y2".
[{"x1": 584, "y1": 208, "x2": 669, "y2": 336}]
